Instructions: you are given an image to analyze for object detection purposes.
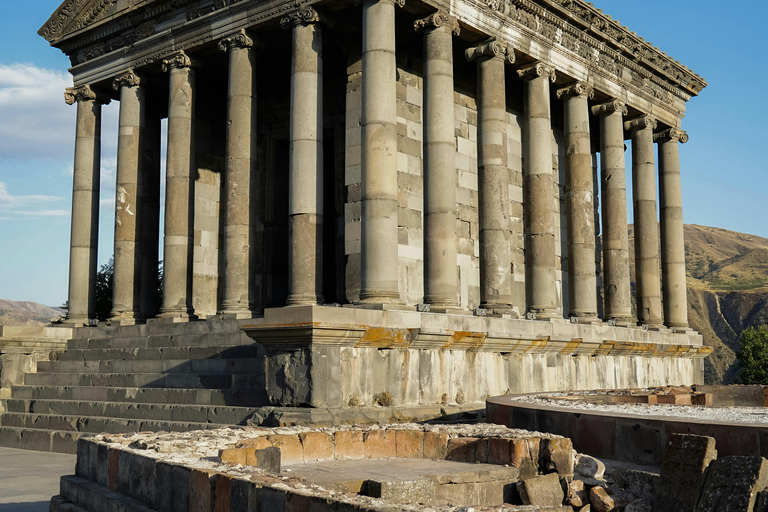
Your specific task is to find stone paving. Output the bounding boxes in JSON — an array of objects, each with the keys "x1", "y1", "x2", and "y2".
[{"x1": 0, "y1": 447, "x2": 75, "y2": 512}]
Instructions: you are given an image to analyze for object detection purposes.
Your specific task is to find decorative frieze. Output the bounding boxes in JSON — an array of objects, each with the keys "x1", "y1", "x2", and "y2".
[
  {"x1": 112, "y1": 70, "x2": 141, "y2": 90},
  {"x1": 591, "y1": 99, "x2": 628, "y2": 117},
  {"x1": 654, "y1": 128, "x2": 689, "y2": 144},
  {"x1": 218, "y1": 29, "x2": 254, "y2": 52},
  {"x1": 517, "y1": 62, "x2": 556, "y2": 82},
  {"x1": 465, "y1": 38, "x2": 515, "y2": 64},
  {"x1": 64, "y1": 85, "x2": 110, "y2": 105},
  {"x1": 414, "y1": 12, "x2": 460, "y2": 35},
  {"x1": 556, "y1": 81, "x2": 594, "y2": 100}
]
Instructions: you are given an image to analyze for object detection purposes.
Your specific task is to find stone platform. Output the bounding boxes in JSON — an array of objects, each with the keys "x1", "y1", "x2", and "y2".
[{"x1": 0, "y1": 305, "x2": 708, "y2": 453}]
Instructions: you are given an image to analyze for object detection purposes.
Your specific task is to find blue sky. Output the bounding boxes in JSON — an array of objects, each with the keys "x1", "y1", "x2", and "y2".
[{"x1": 0, "y1": 1, "x2": 766, "y2": 307}]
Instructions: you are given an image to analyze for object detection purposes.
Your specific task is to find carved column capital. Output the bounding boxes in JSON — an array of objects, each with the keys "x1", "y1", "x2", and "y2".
[
  {"x1": 590, "y1": 99, "x2": 627, "y2": 116},
  {"x1": 556, "y1": 81, "x2": 594, "y2": 100},
  {"x1": 218, "y1": 29, "x2": 255, "y2": 52},
  {"x1": 161, "y1": 51, "x2": 199, "y2": 72},
  {"x1": 465, "y1": 38, "x2": 514, "y2": 64},
  {"x1": 359, "y1": 0, "x2": 405, "y2": 7},
  {"x1": 113, "y1": 70, "x2": 142, "y2": 90},
  {"x1": 414, "y1": 11, "x2": 460, "y2": 35},
  {"x1": 64, "y1": 85, "x2": 110, "y2": 106},
  {"x1": 517, "y1": 62, "x2": 556, "y2": 82},
  {"x1": 654, "y1": 128, "x2": 689, "y2": 144},
  {"x1": 624, "y1": 115, "x2": 657, "y2": 133},
  {"x1": 280, "y1": 6, "x2": 332, "y2": 29}
]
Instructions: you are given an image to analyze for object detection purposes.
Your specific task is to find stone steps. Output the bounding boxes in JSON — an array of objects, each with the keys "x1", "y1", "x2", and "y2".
[
  {"x1": 0, "y1": 425, "x2": 84, "y2": 453},
  {"x1": 0, "y1": 411, "x2": 222, "y2": 434},
  {"x1": 5, "y1": 398, "x2": 258, "y2": 424},
  {"x1": 36, "y1": 357, "x2": 263, "y2": 374},
  {"x1": 24, "y1": 371, "x2": 263, "y2": 389},
  {"x1": 64, "y1": 331, "x2": 254, "y2": 350},
  {"x1": 52, "y1": 344, "x2": 263, "y2": 361},
  {"x1": 10, "y1": 385, "x2": 267, "y2": 405}
]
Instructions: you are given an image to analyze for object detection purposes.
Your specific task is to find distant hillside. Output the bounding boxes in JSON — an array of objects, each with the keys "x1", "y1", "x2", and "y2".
[
  {"x1": 0, "y1": 299, "x2": 64, "y2": 327},
  {"x1": 629, "y1": 224, "x2": 768, "y2": 384}
]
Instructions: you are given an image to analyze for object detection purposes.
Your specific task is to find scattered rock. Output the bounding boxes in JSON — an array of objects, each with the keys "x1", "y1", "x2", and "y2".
[
  {"x1": 625, "y1": 498, "x2": 652, "y2": 512},
  {"x1": 611, "y1": 468, "x2": 658, "y2": 502},
  {"x1": 653, "y1": 433, "x2": 717, "y2": 512},
  {"x1": 695, "y1": 456, "x2": 768, "y2": 512},
  {"x1": 565, "y1": 478, "x2": 588, "y2": 507},
  {"x1": 517, "y1": 473, "x2": 565, "y2": 507},
  {"x1": 576, "y1": 454, "x2": 605, "y2": 480},
  {"x1": 540, "y1": 438, "x2": 574, "y2": 478},
  {"x1": 755, "y1": 490, "x2": 768, "y2": 512},
  {"x1": 590, "y1": 485, "x2": 615, "y2": 512}
]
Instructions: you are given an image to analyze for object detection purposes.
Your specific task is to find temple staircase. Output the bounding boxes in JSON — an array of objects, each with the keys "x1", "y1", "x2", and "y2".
[{"x1": 0, "y1": 319, "x2": 269, "y2": 453}]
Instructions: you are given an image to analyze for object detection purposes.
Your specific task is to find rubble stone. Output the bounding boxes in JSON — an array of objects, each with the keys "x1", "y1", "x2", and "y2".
[
  {"x1": 653, "y1": 434, "x2": 717, "y2": 512},
  {"x1": 695, "y1": 456, "x2": 768, "y2": 512},
  {"x1": 517, "y1": 473, "x2": 565, "y2": 507},
  {"x1": 590, "y1": 485, "x2": 614, "y2": 512}
]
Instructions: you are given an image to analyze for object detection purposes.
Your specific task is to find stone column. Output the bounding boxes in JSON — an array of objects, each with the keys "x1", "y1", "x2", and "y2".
[
  {"x1": 518, "y1": 63, "x2": 558, "y2": 319},
  {"x1": 282, "y1": 9, "x2": 326, "y2": 306},
  {"x1": 139, "y1": 113, "x2": 161, "y2": 319},
  {"x1": 558, "y1": 82, "x2": 598, "y2": 322},
  {"x1": 218, "y1": 30, "x2": 257, "y2": 316},
  {"x1": 656, "y1": 128, "x2": 690, "y2": 329},
  {"x1": 111, "y1": 70, "x2": 145, "y2": 322},
  {"x1": 627, "y1": 115, "x2": 663, "y2": 327},
  {"x1": 63, "y1": 86, "x2": 109, "y2": 325},
  {"x1": 592, "y1": 100, "x2": 633, "y2": 325},
  {"x1": 466, "y1": 39, "x2": 515, "y2": 314},
  {"x1": 159, "y1": 52, "x2": 197, "y2": 320},
  {"x1": 359, "y1": 0, "x2": 404, "y2": 305},
  {"x1": 416, "y1": 12, "x2": 460, "y2": 309}
]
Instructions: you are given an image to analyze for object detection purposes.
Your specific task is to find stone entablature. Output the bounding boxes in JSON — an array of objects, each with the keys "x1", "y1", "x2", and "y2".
[{"x1": 42, "y1": 0, "x2": 704, "y2": 128}]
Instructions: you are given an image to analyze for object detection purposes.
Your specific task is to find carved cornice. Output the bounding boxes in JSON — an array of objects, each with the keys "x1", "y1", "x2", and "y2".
[
  {"x1": 112, "y1": 70, "x2": 142, "y2": 90},
  {"x1": 465, "y1": 38, "x2": 515, "y2": 63},
  {"x1": 556, "y1": 81, "x2": 594, "y2": 100},
  {"x1": 39, "y1": 0, "x2": 117, "y2": 43},
  {"x1": 624, "y1": 115, "x2": 657, "y2": 133},
  {"x1": 64, "y1": 85, "x2": 110, "y2": 105},
  {"x1": 654, "y1": 128, "x2": 689, "y2": 144},
  {"x1": 591, "y1": 99, "x2": 628, "y2": 116},
  {"x1": 517, "y1": 62, "x2": 556, "y2": 82},
  {"x1": 218, "y1": 29, "x2": 254, "y2": 53},
  {"x1": 280, "y1": 7, "x2": 332, "y2": 29},
  {"x1": 414, "y1": 12, "x2": 461, "y2": 36},
  {"x1": 161, "y1": 51, "x2": 198, "y2": 72}
]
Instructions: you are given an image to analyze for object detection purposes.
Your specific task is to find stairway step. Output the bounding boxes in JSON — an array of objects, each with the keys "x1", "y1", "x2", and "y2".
[
  {"x1": 36, "y1": 357, "x2": 263, "y2": 374},
  {"x1": 0, "y1": 412, "x2": 221, "y2": 434},
  {"x1": 52, "y1": 344, "x2": 263, "y2": 362},
  {"x1": 65, "y1": 330, "x2": 254, "y2": 350},
  {"x1": 10, "y1": 385, "x2": 268, "y2": 406},
  {"x1": 0, "y1": 425, "x2": 83, "y2": 453},
  {"x1": 24, "y1": 372, "x2": 263, "y2": 389},
  {"x1": 5, "y1": 398, "x2": 258, "y2": 424}
]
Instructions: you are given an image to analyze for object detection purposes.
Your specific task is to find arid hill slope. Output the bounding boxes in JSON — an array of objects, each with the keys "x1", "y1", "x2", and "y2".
[
  {"x1": 630, "y1": 224, "x2": 768, "y2": 383},
  {"x1": 0, "y1": 299, "x2": 64, "y2": 327}
]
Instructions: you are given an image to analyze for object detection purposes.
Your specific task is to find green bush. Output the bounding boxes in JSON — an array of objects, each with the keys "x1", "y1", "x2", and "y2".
[{"x1": 736, "y1": 325, "x2": 768, "y2": 384}]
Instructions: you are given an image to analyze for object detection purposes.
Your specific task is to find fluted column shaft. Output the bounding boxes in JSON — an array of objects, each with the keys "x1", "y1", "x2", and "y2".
[
  {"x1": 519, "y1": 63, "x2": 558, "y2": 318},
  {"x1": 467, "y1": 41, "x2": 514, "y2": 314},
  {"x1": 111, "y1": 71, "x2": 145, "y2": 321},
  {"x1": 657, "y1": 128, "x2": 690, "y2": 329},
  {"x1": 219, "y1": 31, "x2": 257, "y2": 315},
  {"x1": 140, "y1": 114, "x2": 161, "y2": 319},
  {"x1": 559, "y1": 83, "x2": 598, "y2": 321},
  {"x1": 159, "y1": 52, "x2": 196, "y2": 319},
  {"x1": 283, "y1": 11, "x2": 324, "y2": 306},
  {"x1": 418, "y1": 13, "x2": 459, "y2": 308},
  {"x1": 628, "y1": 116, "x2": 663, "y2": 327},
  {"x1": 592, "y1": 100, "x2": 632, "y2": 324},
  {"x1": 64, "y1": 86, "x2": 108, "y2": 325},
  {"x1": 359, "y1": 0, "x2": 402, "y2": 304}
]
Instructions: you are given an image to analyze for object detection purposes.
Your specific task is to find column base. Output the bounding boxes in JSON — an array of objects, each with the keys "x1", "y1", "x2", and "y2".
[
  {"x1": 607, "y1": 316, "x2": 637, "y2": 328},
  {"x1": 357, "y1": 292, "x2": 403, "y2": 307},
  {"x1": 527, "y1": 308, "x2": 560, "y2": 321},
  {"x1": 569, "y1": 315, "x2": 602, "y2": 325},
  {"x1": 429, "y1": 306, "x2": 471, "y2": 315},
  {"x1": 62, "y1": 315, "x2": 92, "y2": 327},
  {"x1": 156, "y1": 310, "x2": 198, "y2": 323},
  {"x1": 286, "y1": 295, "x2": 323, "y2": 307},
  {"x1": 347, "y1": 302, "x2": 413, "y2": 311}
]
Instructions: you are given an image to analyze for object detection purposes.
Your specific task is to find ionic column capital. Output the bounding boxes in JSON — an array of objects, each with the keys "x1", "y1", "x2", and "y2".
[
  {"x1": 414, "y1": 11, "x2": 460, "y2": 35},
  {"x1": 161, "y1": 51, "x2": 199, "y2": 72},
  {"x1": 591, "y1": 99, "x2": 627, "y2": 116},
  {"x1": 517, "y1": 62, "x2": 556, "y2": 82},
  {"x1": 465, "y1": 38, "x2": 514, "y2": 64},
  {"x1": 556, "y1": 81, "x2": 594, "y2": 100},
  {"x1": 280, "y1": 6, "x2": 332, "y2": 29},
  {"x1": 113, "y1": 70, "x2": 143, "y2": 90},
  {"x1": 624, "y1": 115, "x2": 657, "y2": 133},
  {"x1": 64, "y1": 85, "x2": 110, "y2": 106},
  {"x1": 654, "y1": 128, "x2": 689, "y2": 144},
  {"x1": 218, "y1": 29, "x2": 256, "y2": 52}
]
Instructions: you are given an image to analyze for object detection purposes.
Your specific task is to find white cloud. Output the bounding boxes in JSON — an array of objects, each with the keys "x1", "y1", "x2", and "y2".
[{"x1": 0, "y1": 180, "x2": 67, "y2": 217}]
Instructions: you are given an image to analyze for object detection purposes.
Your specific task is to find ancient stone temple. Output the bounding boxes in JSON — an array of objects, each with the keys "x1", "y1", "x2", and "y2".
[{"x1": 0, "y1": 0, "x2": 712, "y2": 451}]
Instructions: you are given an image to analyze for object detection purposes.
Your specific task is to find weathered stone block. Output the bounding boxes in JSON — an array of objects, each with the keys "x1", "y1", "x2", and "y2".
[
  {"x1": 446, "y1": 437, "x2": 478, "y2": 462},
  {"x1": 654, "y1": 433, "x2": 717, "y2": 512},
  {"x1": 396, "y1": 430, "x2": 424, "y2": 459},
  {"x1": 590, "y1": 485, "x2": 615, "y2": 512},
  {"x1": 245, "y1": 447, "x2": 281, "y2": 474},
  {"x1": 512, "y1": 438, "x2": 541, "y2": 479},
  {"x1": 541, "y1": 438, "x2": 574, "y2": 477},
  {"x1": 423, "y1": 432, "x2": 449, "y2": 460},
  {"x1": 189, "y1": 469, "x2": 215, "y2": 512},
  {"x1": 335, "y1": 430, "x2": 364, "y2": 459},
  {"x1": 489, "y1": 438, "x2": 512, "y2": 465},
  {"x1": 363, "y1": 430, "x2": 396, "y2": 459},
  {"x1": 220, "y1": 448, "x2": 246, "y2": 466},
  {"x1": 518, "y1": 472, "x2": 564, "y2": 507},
  {"x1": 239, "y1": 437, "x2": 272, "y2": 450},
  {"x1": 300, "y1": 432, "x2": 334, "y2": 461},
  {"x1": 696, "y1": 456, "x2": 768, "y2": 512},
  {"x1": 367, "y1": 479, "x2": 435, "y2": 503}
]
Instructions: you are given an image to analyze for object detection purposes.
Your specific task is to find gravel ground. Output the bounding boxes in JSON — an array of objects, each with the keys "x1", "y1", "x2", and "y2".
[{"x1": 514, "y1": 394, "x2": 768, "y2": 425}]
